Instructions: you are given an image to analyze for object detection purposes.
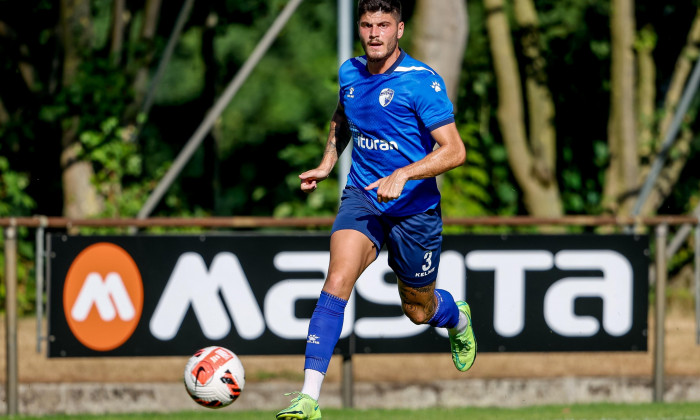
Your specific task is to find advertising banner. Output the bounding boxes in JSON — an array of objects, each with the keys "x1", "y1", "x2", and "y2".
[{"x1": 47, "y1": 234, "x2": 649, "y2": 357}]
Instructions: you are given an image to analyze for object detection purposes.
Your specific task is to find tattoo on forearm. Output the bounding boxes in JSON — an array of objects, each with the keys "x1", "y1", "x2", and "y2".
[
  {"x1": 323, "y1": 120, "x2": 349, "y2": 162},
  {"x1": 324, "y1": 138, "x2": 337, "y2": 158}
]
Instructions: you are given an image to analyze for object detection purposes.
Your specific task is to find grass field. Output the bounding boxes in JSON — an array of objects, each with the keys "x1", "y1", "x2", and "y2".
[{"x1": 13, "y1": 402, "x2": 700, "y2": 420}]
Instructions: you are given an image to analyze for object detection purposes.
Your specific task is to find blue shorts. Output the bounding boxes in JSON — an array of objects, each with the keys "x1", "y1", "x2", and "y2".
[{"x1": 331, "y1": 187, "x2": 443, "y2": 288}]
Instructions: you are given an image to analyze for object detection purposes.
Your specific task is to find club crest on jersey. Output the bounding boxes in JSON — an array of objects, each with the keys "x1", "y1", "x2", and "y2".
[{"x1": 379, "y1": 88, "x2": 394, "y2": 107}]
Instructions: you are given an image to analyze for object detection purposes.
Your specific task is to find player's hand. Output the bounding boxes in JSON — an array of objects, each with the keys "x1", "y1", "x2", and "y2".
[
  {"x1": 365, "y1": 171, "x2": 407, "y2": 203},
  {"x1": 299, "y1": 168, "x2": 330, "y2": 193}
]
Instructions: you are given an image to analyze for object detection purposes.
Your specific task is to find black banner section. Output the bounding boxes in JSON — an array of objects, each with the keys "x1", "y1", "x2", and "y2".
[{"x1": 47, "y1": 234, "x2": 649, "y2": 357}]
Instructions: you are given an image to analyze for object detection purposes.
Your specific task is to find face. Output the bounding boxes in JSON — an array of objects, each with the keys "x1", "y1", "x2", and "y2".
[{"x1": 358, "y1": 10, "x2": 404, "y2": 64}]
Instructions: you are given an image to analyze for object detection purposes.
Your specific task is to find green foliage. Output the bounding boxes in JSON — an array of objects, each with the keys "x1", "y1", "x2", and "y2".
[
  {"x1": 203, "y1": 1, "x2": 339, "y2": 216},
  {"x1": 537, "y1": 0, "x2": 609, "y2": 41},
  {"x1": 0, "y1": 145, "x2": 37, "y2": 315},
  {"x1": 0, "y1": 157, "x2": 36, "y2": 216},
  {"x1": 441, "y1": 123, "x2": 491, "y2": 217},
  {"x1": 455, "y1": 1, "x2": 522, "y2": 225},
  {"x1": 77, "y1": 116, "x2": 164, "y2": 219},
  {"x1": 38, "y1": 56, "x2": 131, "y2": 132},
  {"x1": 212, "y1": 2, "x2": 338, "y2": 153},
  {"x1": 0, "y1": 228, "x2": 37, "y2": 316},
  {"x1": 154, "y1": 28, "x2": 207, "y2": 105},
  {"x1": 91, "y1": 0, "x2": 113, "y2": 50},
  {"x1": 275, "y1": 122, "x2": 340, "y2": 218}
]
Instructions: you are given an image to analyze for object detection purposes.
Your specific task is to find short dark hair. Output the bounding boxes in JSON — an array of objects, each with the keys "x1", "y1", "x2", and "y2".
[{"x1": 357, "y1": 0, "x2": 402, "y2": 23}]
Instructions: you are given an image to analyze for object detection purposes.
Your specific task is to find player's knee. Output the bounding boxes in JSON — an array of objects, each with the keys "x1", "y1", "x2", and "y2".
[
  {"x1": 401, "y1": 301, "x2": 431, "y2": 325},
  {"x1": 323, "y1": 272, "x2": 354, "y2": 299}
]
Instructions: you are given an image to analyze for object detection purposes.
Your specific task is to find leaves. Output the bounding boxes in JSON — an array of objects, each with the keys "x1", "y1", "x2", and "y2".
[{"x1": 0, "y1": 157, "x2": 36, "y2": 216}]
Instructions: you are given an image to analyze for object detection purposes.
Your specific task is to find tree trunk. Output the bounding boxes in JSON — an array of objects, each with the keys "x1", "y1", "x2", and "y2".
[
  {"x1": 131, "y1": 0, "x2": 163, "y2": 112},
  {"x1": 483, "y1": 0, "x2": 562, "y2": 217},
  {"x1": 59, "y1": 0, "x2": 103, "y2": 219},
  {"x1": 0, "y1": 97, "x2": 8, "y2": 125},
  {"x1": 411, "y1": 0, "x2": 468, "y2": 192},
  {"x1": 411, "y1": 0, "x2": 468, "y2": 103},
  {"x1": 61, "y1": 139, "x2": 104, "y2": 219},
  {"x1": 110, "y1": 0, "x2": 126, "y2": 65},
  {"x1": 636, "y1": 25, "x2": 656, "y2": 164},
  {"x1": 638, "y1": 9, "x2": 700, "y2": 216},
  {"x1": 603, "y1": 0, "x2": 637, "y2": 215},
  {"x1": 513, "y1": 0, "x2": 557, "y2": 185}
]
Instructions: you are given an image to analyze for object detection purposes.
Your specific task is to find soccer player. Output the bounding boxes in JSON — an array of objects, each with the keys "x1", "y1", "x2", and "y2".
[{"x1": 275, "y1": 0, "x2": 475, "y2": 418}]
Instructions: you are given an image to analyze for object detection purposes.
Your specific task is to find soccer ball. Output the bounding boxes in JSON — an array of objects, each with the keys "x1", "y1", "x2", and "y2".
[{"x1": 183, "y1": 346, "x2": 245, "y2": 408}]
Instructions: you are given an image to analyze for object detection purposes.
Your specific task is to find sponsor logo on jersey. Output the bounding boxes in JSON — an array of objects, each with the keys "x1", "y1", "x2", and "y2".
[
  {"x1": 346, "y1": 87, "x2": 355, "y2": 98},
  {"x1": 356, "y1": 132, "x2": 398, "y2": 151},
  {"x1": 431, "y1": 81, "x2": 442, "y2": 92},
  {"x1": 379, "y1": 88, "x2": 394, "y2": 107}
]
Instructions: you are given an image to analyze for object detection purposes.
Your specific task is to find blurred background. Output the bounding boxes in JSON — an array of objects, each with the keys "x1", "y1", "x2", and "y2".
[
  {"x1": 2, "y1": 0, "x2": 700, "y2": 314},
  {"x1": 1, "y1": 0, "x2": 698, "y2": 220},
  {"x1": 1, "y1": 0, "x2": 700, "y2": 415}
]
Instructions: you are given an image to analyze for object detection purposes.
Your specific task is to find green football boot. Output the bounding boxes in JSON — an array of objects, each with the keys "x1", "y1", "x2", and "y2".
[
  {"x1": 449, "y1": 300, "x2": 477, "y2": 372},
  {"x1": 276, "y1": 392, "x2": 322, "y2": 419}
]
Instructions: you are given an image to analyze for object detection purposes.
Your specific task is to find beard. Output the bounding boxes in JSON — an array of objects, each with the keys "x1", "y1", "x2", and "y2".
[{"x1": 363, "y1": 37, "x2": 399, "y2": 63}]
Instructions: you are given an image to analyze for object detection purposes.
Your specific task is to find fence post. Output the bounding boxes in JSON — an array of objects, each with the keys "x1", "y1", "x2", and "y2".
[
  {"x1": 341, "y1": 355, "x2": 354, "y2": 408},
  {"x1": 653, "y1": 223, "x2": 668, "y2": 402},
  {"x1": 35, "y1": 216, "x2": 48, "y2": 353},
  {"x1": 341, "y1": 333, "x2": 355, "y2": 408},
  {"x1": 4, "y1": 224, "x2": 19, "y2": 415}
]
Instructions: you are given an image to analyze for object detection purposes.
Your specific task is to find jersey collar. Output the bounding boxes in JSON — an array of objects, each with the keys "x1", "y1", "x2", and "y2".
[
  {"x1": 360, "y1": 48, "x2": 407, "y2": 76},
  {"x1": 383, "y1": 48, "x2": 407, "y2": 75}
]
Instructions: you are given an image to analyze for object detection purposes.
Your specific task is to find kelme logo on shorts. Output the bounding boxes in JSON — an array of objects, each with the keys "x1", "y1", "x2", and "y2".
[{"x1": 63, "y1": 242, "x2": 144, "y2": 351}]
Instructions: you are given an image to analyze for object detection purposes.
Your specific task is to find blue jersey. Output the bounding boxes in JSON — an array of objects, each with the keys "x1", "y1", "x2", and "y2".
[{"x1": 338, "y1": 49, "x2": 456, "y2": 216}]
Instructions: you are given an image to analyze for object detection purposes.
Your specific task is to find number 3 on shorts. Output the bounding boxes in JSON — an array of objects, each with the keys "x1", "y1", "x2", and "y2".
[{"x1": 422, "y1": 251, "x2": 433, "y2": 271}]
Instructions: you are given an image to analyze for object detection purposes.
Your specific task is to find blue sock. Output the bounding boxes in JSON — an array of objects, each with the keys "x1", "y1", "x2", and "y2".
[
  {"x1": 304, "y1": 291, "x2": 348, "y2": 373},
  {"x1": 427, "y1": 289, "x2": 460, "y2": 329}
]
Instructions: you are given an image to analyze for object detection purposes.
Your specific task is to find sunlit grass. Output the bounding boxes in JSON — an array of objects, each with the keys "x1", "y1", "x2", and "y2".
[{"x1": 15, "y1": 402, "x2": 700, "y2": 420}]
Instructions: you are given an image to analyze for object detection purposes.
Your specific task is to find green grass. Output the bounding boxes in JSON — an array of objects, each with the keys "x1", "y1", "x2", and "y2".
[{"x1": 11, "y1": 402, "x2": 700, "y2": 419}]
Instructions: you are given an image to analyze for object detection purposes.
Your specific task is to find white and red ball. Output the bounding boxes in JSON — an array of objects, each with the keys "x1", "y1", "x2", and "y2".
[{"x1": 183, "y1": 346, "x2": 245, "y2": 408}]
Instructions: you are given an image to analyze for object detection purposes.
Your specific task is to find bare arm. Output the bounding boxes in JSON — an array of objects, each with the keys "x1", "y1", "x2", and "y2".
[
  {"x1": 365, "y1": 122, "x2": 466, "y2": 203},
  {"x1": 299, "y1": 103, "x2": 351, "y2": 193}
]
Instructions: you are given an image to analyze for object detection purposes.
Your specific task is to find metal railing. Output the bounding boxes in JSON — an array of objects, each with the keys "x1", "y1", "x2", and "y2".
[{"x1": 2, "y1": 215, "x2": 699, "y2": 414}]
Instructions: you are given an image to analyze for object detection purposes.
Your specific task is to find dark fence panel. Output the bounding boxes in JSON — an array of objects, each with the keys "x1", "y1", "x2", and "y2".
[{"x1": 47, "y1": 233, "x2": 649, "y2": 357}]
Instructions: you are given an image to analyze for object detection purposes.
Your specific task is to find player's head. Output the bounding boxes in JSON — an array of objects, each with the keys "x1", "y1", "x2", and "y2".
[
  {"x1": 357, "y1": 0, "x2": 404, "y2": 66},
  {"x1": 357, "y1": 0, "x2": 402, "y2": 23}
]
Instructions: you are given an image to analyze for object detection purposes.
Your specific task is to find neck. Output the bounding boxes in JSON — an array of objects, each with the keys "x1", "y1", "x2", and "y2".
[{"x1": 367, "y1": 48, "x2": 401, "y2": 75}]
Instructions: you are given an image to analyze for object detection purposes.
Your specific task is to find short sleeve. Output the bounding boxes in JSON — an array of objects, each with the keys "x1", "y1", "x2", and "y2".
[{"x1": 412, "y1": 75, "x2": 455, "y2": 131}]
